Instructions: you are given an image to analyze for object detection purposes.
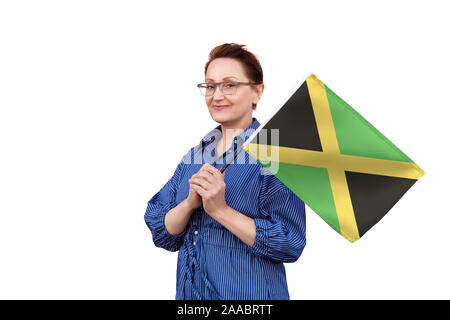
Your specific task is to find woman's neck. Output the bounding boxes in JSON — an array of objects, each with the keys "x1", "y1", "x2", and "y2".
[{"x1": 220, "y1": 117, "x2": 253, "y2": 144}]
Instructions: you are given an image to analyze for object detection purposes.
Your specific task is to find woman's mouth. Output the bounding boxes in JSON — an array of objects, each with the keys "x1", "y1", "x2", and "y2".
[{"x1": 213, "y1": 105, "x2": 229, "y2": 110}]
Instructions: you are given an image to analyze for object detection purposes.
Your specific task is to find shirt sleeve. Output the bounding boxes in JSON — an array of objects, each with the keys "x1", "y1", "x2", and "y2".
[
  {"x1": 249, "y1": 172, "x2": 307, "y2": 263},
  {"x1": 144, "y1": 153, "x2": 189, "y2": 252}
]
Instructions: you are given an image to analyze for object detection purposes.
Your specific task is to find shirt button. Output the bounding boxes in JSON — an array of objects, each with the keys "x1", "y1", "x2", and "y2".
[
  {"x1": 194, "y1": 230, "x2": 198, "y2": 235},
  {"x1": 193, "y1": 241, "x2": 196, "y2": 246}
]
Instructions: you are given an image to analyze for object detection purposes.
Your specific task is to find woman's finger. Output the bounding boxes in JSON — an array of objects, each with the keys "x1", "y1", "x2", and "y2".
[
  {"x1": 196, "y1": 170, "x2": 216, "y2": 184},
  {"x1": 191, "y1": 183, "x2": 207, "y2": 197},
  {"x1": 201, "y1": 165, "x2": 224, "y2": 181},
  {"x1": 189, "y1": 177, "x2": 212, "y2": 190}
]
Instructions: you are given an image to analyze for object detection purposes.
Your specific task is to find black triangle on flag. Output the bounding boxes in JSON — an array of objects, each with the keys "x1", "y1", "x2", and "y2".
[
  {"x1": 258, "y1": 81, "x2": 323, "y2": 151},
  {"x1": 345, "y1": 171, "x2": 418, "y2": 237}
]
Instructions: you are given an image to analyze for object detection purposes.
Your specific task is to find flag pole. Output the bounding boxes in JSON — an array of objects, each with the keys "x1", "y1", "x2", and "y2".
[
  {"x1": 219, "y1": 124, "x2": 263, "y2": 174},
  {"x1": 219, "y1": 147, "x2": 242, "y2": 173}
]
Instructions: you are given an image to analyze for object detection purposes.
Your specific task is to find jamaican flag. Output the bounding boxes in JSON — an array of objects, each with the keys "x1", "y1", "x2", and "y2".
[{"x1": 244, "y1": 74, "x2": 425, "y2": 242}]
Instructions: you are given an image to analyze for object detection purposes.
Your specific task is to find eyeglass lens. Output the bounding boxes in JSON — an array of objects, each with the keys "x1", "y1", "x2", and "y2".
[{"x1": 201, "y1": 82, "x2": 237, "y2": 96}]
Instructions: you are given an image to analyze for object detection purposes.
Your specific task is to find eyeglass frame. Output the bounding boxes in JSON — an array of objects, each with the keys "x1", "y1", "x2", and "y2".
[{"x1": 197, "y1": 80, "x2": 263, "y2": 96}]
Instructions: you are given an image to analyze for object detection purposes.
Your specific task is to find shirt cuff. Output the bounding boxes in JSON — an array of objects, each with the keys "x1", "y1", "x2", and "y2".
[
  {"x1": 249, "y1": 218, "x2": 288, "y2": 259},
  {"x1": 145, "y1": 200, "x2": 186, "y2": 252}
]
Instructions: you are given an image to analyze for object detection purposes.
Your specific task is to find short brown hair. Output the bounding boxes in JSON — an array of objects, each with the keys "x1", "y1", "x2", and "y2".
[{"x1": 204, "y1": 43, "x2": 263, "y2": 110}]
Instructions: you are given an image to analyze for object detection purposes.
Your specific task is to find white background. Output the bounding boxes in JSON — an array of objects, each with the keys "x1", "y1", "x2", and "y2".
[{"x1": 0, "y1": 0, "x2": 448, "y2": 299}]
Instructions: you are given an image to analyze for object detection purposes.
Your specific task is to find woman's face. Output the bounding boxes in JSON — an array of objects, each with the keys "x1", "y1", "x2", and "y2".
[{"x1": 204, "y1": 57, "x2": 263, "y2": 126}]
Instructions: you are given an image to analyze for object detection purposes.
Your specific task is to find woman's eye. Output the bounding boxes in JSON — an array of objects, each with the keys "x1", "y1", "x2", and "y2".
[
  {"x1": 225, "y1": 83, "x2": 235, "y2": 87},
  {"x1": 207, "y1": 85, "x2": 215, "y2": 89}
]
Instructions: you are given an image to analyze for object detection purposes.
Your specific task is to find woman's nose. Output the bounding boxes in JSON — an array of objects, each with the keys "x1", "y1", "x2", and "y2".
[{"x1": 212, "y1": 86, "x2": 225, "y2": 99}]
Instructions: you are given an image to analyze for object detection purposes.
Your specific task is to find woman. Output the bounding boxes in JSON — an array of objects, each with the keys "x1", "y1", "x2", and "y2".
[{"x1": 144, "y1": 43, "x2": 306, "y2": 300}]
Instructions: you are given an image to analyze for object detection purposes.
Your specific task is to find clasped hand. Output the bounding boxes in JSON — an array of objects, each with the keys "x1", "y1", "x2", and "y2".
[{"x1": 188, "y1": 163, "x2": 227, "y2": 218}]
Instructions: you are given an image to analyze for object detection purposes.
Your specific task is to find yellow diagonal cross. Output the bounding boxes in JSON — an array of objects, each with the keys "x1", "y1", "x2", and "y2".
[{"x1": 245, "y1": 75, "x2": 424, "y2": 242}]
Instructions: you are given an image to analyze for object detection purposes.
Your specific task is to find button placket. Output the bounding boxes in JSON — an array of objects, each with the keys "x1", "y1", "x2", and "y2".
[{"x1": 193, "y1": 228, "x2": 199, "y2": 246}]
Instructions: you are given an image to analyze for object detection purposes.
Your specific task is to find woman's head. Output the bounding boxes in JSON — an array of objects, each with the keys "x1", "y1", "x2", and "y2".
[{"x1": 202, "y1": 43, "x2": 264, "y2": 127}]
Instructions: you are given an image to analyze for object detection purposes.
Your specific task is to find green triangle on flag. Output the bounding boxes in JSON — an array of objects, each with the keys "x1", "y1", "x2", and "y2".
[{"x1": 325, "y1": 85, "x2": 413, "y2": 162}]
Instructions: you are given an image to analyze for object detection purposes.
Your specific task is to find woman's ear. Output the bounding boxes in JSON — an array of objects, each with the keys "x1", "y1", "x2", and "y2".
[{"x1": 252, "y1": 83, "x2": 264, "y2": 109}]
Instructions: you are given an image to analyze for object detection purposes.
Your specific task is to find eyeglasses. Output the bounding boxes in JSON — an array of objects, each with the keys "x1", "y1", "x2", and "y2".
[{"x1": 197, "y1": 81, "x2": 262, "y2": 96}]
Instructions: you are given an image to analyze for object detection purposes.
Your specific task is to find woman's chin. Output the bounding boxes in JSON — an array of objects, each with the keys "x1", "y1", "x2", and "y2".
[{"x1": 210, "y1": 110, "x2": 233, "y2": 122}]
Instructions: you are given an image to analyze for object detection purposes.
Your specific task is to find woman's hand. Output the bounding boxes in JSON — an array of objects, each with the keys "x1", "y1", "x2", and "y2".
[
  {"x1": 189, "y1": 163, "x2": 227, "y2": 218},
  {"x1": 185, "y1": 179, "x2": 202, "y2": 210}
]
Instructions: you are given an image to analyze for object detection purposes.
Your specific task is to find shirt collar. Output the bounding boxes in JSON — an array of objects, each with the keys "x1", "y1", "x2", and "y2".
[{"x1": 198, "y1": 117, "x2": 261, "y2": 152}]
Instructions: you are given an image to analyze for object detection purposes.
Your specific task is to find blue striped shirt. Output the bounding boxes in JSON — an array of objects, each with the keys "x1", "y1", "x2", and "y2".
[{"x1": 144, "y1": 117, "x2": 306, "y2": 300}]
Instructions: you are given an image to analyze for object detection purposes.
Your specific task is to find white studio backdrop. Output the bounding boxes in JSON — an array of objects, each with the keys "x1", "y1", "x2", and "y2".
[{"x1": 0, "y1": 0, "x2": 448, "y2": 299}]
